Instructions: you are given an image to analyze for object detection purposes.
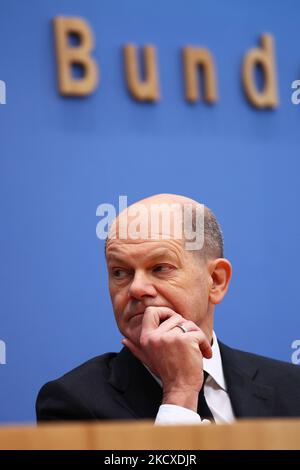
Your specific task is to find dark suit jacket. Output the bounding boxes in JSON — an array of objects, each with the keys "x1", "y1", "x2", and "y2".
[{"x1": 36, "y1": 342, "x2": 300, "y2": 422}]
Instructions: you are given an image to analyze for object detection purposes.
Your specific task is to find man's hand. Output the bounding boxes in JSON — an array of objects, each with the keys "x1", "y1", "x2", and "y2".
[{"x1": 122, "y1": 306, "x2": 212, "y2": 412}]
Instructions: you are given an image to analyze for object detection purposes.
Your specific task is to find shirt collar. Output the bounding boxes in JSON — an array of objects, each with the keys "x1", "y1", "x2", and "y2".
[{"x1": 203, "y1": 331, "x2": 227, "y2": 391}]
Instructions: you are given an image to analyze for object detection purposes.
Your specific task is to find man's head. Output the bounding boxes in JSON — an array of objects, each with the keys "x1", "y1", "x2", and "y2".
[{"x1": 105, "y1": 194, "x2": 232, "y2": 346}]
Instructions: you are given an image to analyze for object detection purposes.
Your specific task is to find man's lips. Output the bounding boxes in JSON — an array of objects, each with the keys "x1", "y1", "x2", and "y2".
[
  {"x1": 127, "y1": 305, "x2": 171, "y2": 321},
  {"x1": 129, "y1": 311, "x2": 145, "y2": 320}
]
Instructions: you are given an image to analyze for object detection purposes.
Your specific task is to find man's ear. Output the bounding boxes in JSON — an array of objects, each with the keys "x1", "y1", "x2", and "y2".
[{"x1": 208, "y1": 258, "x2": 232, "y2": 305}]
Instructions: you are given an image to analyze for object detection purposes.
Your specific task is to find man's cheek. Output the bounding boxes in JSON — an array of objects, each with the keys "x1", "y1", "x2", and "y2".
[{"x1": 113, "y1": 293, "x2": 125, "y2": 312}]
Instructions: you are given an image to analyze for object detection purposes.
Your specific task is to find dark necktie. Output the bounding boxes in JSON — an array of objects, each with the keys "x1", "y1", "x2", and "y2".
[{"x1": 197, "y1": 371, "x2": 215, "y2": 422}]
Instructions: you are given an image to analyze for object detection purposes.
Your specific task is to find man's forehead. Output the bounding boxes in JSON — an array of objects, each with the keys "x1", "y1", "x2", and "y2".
[{"x1": 106, "y1": 237, "x2": 185, "y2": 257}]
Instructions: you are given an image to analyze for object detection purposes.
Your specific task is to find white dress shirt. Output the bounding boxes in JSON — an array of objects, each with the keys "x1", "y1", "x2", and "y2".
[{"x1": 146, "y1": 331, "x2": 235, "y2": 425}]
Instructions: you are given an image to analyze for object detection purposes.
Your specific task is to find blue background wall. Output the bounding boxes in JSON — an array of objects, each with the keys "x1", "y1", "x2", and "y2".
[{"x1": 0, "y1": 0, "x2": 299, "y2": 424}]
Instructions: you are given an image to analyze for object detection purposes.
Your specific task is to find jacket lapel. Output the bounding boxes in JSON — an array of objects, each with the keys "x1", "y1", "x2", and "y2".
[
  {"x1": 108, "y1": 347, "x2": 163, "y2": 419},
  {"x1": 219, "y1": 341, "x2": 274, "y2": 418},
  {"x1": 108, "y1": 343, "x2": 275, "y2": 420}
]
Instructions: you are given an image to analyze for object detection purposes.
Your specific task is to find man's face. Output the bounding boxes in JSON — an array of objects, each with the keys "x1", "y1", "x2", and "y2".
[{"x1": 106, "y1": 237, "x2": 213, "y2": 346}]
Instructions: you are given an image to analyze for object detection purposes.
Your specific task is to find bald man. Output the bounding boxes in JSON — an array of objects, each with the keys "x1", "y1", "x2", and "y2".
[{"x1": 36, "y1": 194, "x2": 300, "y2": 424}]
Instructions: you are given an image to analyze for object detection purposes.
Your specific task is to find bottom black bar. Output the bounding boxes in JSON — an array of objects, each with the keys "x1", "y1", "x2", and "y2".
[{"x1": 0, "y1": 449, "x2": 300, "y2": 464}]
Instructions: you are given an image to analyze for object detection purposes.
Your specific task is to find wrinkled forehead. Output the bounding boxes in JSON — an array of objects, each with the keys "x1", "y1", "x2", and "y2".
[
  {"x1": 107, "y1": 201, "x2": 204, "y2": 251},
  {"x1": 105, "y1": 238, "x2": 186, "y2": 265}
]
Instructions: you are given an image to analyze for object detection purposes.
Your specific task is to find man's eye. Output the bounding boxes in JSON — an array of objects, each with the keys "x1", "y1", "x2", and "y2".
[
  {"x1": 111, "y1": 269, "x2": 127, "y2": 279},
  {"x1": 153, "y1": 265, "x2": 173, "y2": 273}
]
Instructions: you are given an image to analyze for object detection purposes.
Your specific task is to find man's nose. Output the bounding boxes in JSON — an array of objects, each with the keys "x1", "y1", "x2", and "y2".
[{"x1": 128, "y1": 271, "x2": 157, "y2": 300}]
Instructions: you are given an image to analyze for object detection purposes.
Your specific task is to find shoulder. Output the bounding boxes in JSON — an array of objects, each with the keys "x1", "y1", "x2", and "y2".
[
  {"x1": 39, "y1": 352, "x2": 117, "y2": 394},
  {"x1": 219, "y1": 341, "x2": 300, "y2": 383},
  {"x1": 36, "y1": 352, "x2": 119, "y2": 421}
]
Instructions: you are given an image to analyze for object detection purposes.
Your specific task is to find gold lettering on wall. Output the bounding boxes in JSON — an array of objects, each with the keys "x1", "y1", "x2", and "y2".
[
  {"x1": 182, "y1": 47, "x2": 218, "y2": 103},
  {"x1": 51, "y1": 16, "x2": 280, "y2": 110},
  {"x1": 242, "y1": 33, "x2": 279, "y2": 108},
  {"x1": 53, "y1": 16, "x2": 99, "y2": 96},
  {"x1": 123, "y1": 44, "x2": 160, "y2": 101}
]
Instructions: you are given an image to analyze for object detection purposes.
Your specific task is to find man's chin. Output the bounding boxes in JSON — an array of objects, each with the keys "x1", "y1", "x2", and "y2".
[{"x1": 123, "y1": 319, "x2": 143, "y2": 347}]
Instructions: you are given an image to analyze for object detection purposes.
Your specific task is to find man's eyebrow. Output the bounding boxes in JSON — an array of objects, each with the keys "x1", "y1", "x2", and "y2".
[
  {"x1": 106, "y1": 254, "x2": 128, "y2": 264},
  {"x1": 146, "y1": 248, "x2": 179, "y2": 260},
  {"x1": 106, "y1": 249, "x2": 179, "y2": 264}
]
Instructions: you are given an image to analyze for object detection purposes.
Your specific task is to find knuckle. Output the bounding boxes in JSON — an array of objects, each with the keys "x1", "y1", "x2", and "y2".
[
  {"x1": 194, "y1": 329, "x2": 205, "y2": 338},
  {"x1": 174, "y1": 313, "x2": 184, "y2": 322},
  {"x1": 173, "y1": 332, "x2": 185, "y2": 345},
  {"x1": 159, "y1": 335, "x2": 168, "y2": 347},
  {"x1": 148, "y1": 334, "x2": 159, "y2": 346},
  {"x1": 185, "y1": 320, "x2": 198, "y2": 331},
  {"x1": 142, "y1": 333, "x2": 160, "y2": 350},
  {"x1": 162, "y1": 333, "x2": 173, "y2": 345},
  {"x1": 140, "y1": 332, "x2": 150, "y2": 348}
]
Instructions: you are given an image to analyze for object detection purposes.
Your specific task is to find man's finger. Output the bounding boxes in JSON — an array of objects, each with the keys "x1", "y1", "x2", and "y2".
[
  {"x1": 187, "y1": 331, "x2": 213, "y2": 359},
  {"x1": 173, "y1": 320, "x2": 201, "y2": 333},
  {"x1": 152, "y1": 313, "x2": 184, "y2": 333},
  {"x1": 142, "y1": 306, "x2": 178, "y2": 333}
]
